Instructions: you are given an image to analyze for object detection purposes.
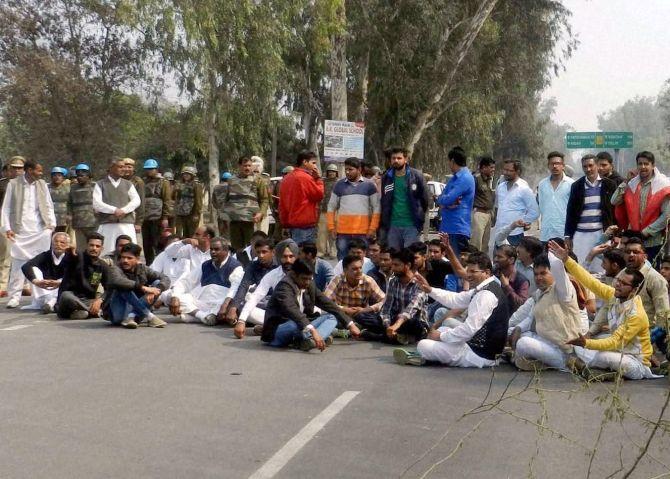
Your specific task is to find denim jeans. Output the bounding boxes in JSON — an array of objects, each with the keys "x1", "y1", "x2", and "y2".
[
  {"x1": 507, "y1": 233, "x2": 524, "y2": 246},
  {"x1": 107, "y1": 290, "x2": 152, "y2": 325},
  {"x1": 336, "y1": 234, "x2": 368, "y2": 260},
  {"x1": 290, "y1": 227, "x2": 317, "y2": 245},
  {"x1": 386, "y1": 226, "x2": 420, "y2": 250},
  {"x1": 446, "y1": 233, "x2": 470, "y2": 257},
  {"x1": 269, "y1": 313, "x2": 338, "y2": 348}
]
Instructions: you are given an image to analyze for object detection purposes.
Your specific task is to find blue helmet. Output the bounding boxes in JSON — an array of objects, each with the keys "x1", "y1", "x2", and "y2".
[
  {"x1": 221, "y1": 171, "x2": 232, "y2": 180},
  {"x1": 51, "y1": 167, "x2": 68, "y2": 176},
  {"x1": 143, "y1": 158, "x2": 159, "y2": 169},
  {"x1": 74, "y1": 163, "x2": 90, "y2": 172}
]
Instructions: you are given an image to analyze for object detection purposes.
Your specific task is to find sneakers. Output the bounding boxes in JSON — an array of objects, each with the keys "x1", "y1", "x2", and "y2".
[
  {"x1": 514, "y1": 356, "x2": 548, "y2": 372},
  {"x1": 360, "y1": 329, "x2": 384, "y2": 342},
  {"x1": 202, "y1": 314, "x2": 217, "y2": 326},
  {"x1": 395, "y1": 333, "x2": 416, "y2": 346},
  {"x1": 300, "y1": 338, "x2": 317, "y2": 351},
  {"x1": 566, "y1": 356, "x2": 618, "y2": 382},
  {"x1": 331, "y1": 329, "x2": 350, "y2": 339},
  {"x1": 7, "y1": 298, "x2": 19, "y2": 309},
  {"x1": 252, "y1": 324, "x2": 263, "y2": 336},
  {"x1": 41, "y1": 303, "x2": 54, "y2": 315},
  {"x1": 147, "y1": 316, "x2": 167, "y2": 328},
  {"x1": 325, "y1": 336, "x2": 334, "y2": 347},
  {"x1": 121, "y1": 318, "x2": 138, "y2": 329},
  {"x1": 69, "y1": 310, "x2": 90, "y2": 320},
  {"x1": 393, "y1": 348, "x2": 425, "y2": 366}
]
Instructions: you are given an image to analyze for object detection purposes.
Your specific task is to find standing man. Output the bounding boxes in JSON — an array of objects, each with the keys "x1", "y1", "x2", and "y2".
[
  {"x1": 174, "y1": 165, "x2": 204, "y2": 239},
  {"x1": 596, "y1": 151, "x2": 624, "y2": 186},
  {"x1": 380, "y1": 147, "x2": 429, "y2": 250},
  {"x1": 142, "y1": 158, "x2": 172, "y2": 265},
  {"x1": 49, "y1": 167, "x2": 70, "y2": 233},
  {"x1": 470, "y1": 156, "x2": 496, "y2": 253},
  {"x1": 222, "y1": 156, "x2": 270, "y2": 254},
  {"x1": 251, "y1": 156, "x2": 272, "y2": 234},
  {"x1": 211, "y1": 171, "x2": 232, "y2": 240},
  {"x1": 1, "y1": 159, "x2": 56, "y2": 308},
  {"x1": 318, "y1": 163, "x2": 339, "y2": 259},
  {"x1": 67, "y1": 163, "x2": 98, "y2": 252},
  {"x1": 327, "y1": 157, "x2": 381, "y2": 259},
  {"x1": 494, "y1": 159, "x2": 539, "y2": 246},
  {"x1": 437, "y1": 146, "x2": 475, "y2": 257},
  {"x1": 564, "y1": 154, "x2": 617, "y2": 264},
  {"x1": 122, "y1": 158, "x2": 145, "y2": 246},
  {"x1": 612, "y1": 151, "x2": 670, "y2": 263},
  {"x1": 0, "y1": 156, "x2": 25, "y2": 296},
  {"x1": 537, "y1": 152, "x2": 574, "y2": 243},
  {"x1": 92, "y1": 158, "x2": 141, "y2": 256},
  {"x1": 279, "y1": 151, "x2": 324, "y2": 245}
]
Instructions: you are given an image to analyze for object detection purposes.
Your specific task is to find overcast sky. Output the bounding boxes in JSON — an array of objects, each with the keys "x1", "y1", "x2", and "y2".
[{"x1": 543, "y1": 0, "x2": 670, "y2": 131}]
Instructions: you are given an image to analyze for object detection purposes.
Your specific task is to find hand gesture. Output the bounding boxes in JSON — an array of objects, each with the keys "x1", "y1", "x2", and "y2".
[
  {"x1": 547, "y1": 240, "x2": 569, "y2": 263},
  {"x1": 348, "y1": 322, "x2": 361, "y2": 339},
  {"x1": 427, "y1": 330, "x2": 442, "y2": 341},
  {"x1": 438, "y1": 232, "x2": 451, "y2": 249},
  {"x1": 499, "y1": 272, "x2": 509, "y2": 287},
  {"x1": 413, "y1": 272, "x2": 432, "y2": 293},
  {"x1": 566, "y1": 334, "x2": 586, "y2": 347}
]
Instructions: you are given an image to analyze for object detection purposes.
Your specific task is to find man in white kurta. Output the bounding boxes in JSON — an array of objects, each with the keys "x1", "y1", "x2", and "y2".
[
  {"x1": 170, "y1": 238, "x2": 243, "y2": 326},
  {"x1": 1, "y1": 162, "x2": 56, "y2": 308},
  {"x1": 92, "y1": 159, "x2": 140, "y2": 256}
]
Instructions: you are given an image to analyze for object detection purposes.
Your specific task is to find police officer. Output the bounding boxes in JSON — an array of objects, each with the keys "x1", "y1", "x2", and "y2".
[
  {"x1": 67, "y1": 163, "x2": 98, "y2": 252},
  {"x1": 212, "y1": 171, "x2": 232, "y2": 240},
  {"x1": 163, "y1": 171, "x2": 176, "y2": 229},
  {"x1": 0, "y1": 156, "x2": 25, "y2": 295},
  {"x1": 142, "y1": 158, "x2": 173, "y2": 265},
  {"x1": 122, "y1": 158, "x2": 145, "y2": 242},
  {"x1": 49, "y1": 167, "x2": 70, "y2": 233},
  {"x1": 174, "y1": 165, "x2": 203, "y2": 238},
  {"x1": 222, "y1": 157, "x2": 270, "y2": 252}
]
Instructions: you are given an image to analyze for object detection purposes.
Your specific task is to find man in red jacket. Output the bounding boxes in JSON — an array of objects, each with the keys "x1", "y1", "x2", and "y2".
[{"x1": 279, "y1": 151, "x2": 325, "y2": 245}]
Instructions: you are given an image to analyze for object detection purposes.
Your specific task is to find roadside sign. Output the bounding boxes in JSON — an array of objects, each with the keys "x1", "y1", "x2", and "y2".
[
  {"x1": 565, "y1": 131, "x2": 633, "y2": 149},
  {"x1": 324, "y1": 120, "x2": 365, "y2": 162}
]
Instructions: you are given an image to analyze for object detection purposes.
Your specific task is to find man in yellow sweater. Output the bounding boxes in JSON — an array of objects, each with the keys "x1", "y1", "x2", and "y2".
[{"x1": 548, "y1": 240, "x2": 656, "y2": 380}]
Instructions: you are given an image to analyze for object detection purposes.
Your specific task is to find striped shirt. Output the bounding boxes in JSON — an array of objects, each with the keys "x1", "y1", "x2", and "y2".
[
  {"x1": 327, "y1": 177, "x2": 381, "y2": 235},
  {"x1": 577, "y1": 177, "x2": 603, "y2": 232}
]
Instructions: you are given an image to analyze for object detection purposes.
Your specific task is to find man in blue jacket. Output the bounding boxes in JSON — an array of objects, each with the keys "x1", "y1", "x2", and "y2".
[
  {"x1": 380, "y1": 147, "x2": 429, "y2": 250},
  {"x1": 437, "y1": 146, "x2": 475, "y2": 256}
]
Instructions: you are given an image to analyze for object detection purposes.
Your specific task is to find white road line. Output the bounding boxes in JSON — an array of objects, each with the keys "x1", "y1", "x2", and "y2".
[
  {"x1": 0, "y1": 324, "x2": 33, "y2": 331},
  {"x1": 249, "y1": 390, "x2": 360, "y2": 479}
]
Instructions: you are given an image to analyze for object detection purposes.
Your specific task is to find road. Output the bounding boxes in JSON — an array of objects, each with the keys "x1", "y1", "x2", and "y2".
[{"x1": 1, "y1": 301, "x2": 669, "y2": 479}]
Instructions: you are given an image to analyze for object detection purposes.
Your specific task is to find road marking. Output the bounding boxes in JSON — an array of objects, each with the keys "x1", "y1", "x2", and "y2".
[
  {"x1": 249, "y1": 390, "x2": 360, "y2": 479},
  {"x1": 0, "y1": 324, "x2": 33, "y2": 331}
]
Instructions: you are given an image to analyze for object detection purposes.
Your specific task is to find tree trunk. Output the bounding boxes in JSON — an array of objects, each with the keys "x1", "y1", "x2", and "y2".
[
  {"x1": 330, "y1": 0, "x2": 348, "y2": 173},
  {"x1": 354, "y1": 48, "x2": 370, "y2": 122},
  {"x1": 405, "y1": 0, "x2": 498, "y2": 157}
]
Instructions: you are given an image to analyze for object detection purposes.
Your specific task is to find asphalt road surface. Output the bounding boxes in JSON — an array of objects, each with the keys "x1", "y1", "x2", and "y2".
[{"x1": 1, "y1": 300, "x2": 669, "y2": 479}]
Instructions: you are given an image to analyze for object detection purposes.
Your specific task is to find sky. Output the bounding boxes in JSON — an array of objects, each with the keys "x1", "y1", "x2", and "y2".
[{"x1": 542, "y1": 0, "x2": 670, "y2": 131}]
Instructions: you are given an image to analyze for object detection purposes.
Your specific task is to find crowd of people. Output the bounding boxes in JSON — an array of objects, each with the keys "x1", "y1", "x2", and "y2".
[{"x1": 3, "y1": 146, "x2": 670, "y2": 381}]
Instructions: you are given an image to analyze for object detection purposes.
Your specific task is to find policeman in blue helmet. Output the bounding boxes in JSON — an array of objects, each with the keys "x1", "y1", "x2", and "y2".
[
  {"x1": 49, "y1": 167, "x2": 70, "y2": 231},
  {"x1": 221, "y1": 171, "x2": 232, "y2": 181}
]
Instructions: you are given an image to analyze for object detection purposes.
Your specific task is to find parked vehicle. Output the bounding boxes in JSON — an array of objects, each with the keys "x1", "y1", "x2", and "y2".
[{"x1": 427, "y1": 180, "x2": 445, "y2": 230}]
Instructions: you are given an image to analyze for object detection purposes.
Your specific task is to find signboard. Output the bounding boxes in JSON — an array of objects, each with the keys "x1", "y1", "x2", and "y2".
[
  {"x1": 565, "y1": 131, "x2": 633, "y2": 149},
  {"x1": 323, "y1": 120, "x2": 365, "y2": 162}
]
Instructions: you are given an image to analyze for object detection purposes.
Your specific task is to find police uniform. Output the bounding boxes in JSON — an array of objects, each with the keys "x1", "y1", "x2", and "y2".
[
  {"x1": 174, "y1": 166, "x2": 203, "y2": 238},
  {"x1": 222, "y1": 173, "x2": 269, "y2": 251},
  {"x1": 68, "y1": 180, "x2": 98, "y2": 252},
  {"x1": 49, "y1": 181, "x2": 70, "y2": 233},
  {"x1": 142, "y1": 175, "x2": 172, "y2": 265}
]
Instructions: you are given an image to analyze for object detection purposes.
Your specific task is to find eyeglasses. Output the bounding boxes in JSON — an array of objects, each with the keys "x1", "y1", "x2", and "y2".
[{"x1": 613, "y1": 278, "x2": 633, "y2": 287}]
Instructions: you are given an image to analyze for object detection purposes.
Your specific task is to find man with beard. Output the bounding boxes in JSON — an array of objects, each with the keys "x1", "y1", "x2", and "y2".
[
  {"x1": 494, "y1": 159, "x2": 539, "y2": 246},
  {"x1": 67, "y1": 164, "x2": 98, "y2": 252},
  {"x1": 21, "y1": 232, "x2": 70, "y2": 313}
]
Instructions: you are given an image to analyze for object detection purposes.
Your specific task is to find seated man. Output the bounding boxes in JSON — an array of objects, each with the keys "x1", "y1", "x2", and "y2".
[
  {"x1": 493, "y1": 245, "x2": 529, "y2": 312},
  {"x1": 298, "y1": 241, "x2": 334, "y2": 291},
  {"x1": 21, "y1": 232, "x2": 70, "y2": 313},
  {"x1": 368, "y1": 245, "x2": 392, "y2": 293},
  {"x1": 163, "y1": 225, "x2": 216, "y2": 276},
  {"x1": 169, "y1": 237, "x2": 243, "y2": 326},
  {"x1": 228, "y1": 238, "x2": 277, "y2": 338},
  {"x1": 379, "y1": 248, "x2": 429, "y2": 345},
  {"x1": 548, "y1": 240, "x2": 656, "y2": 380},
  {"x1": 104, "y1": 234, "x2": 132, "y2": 264},
  {"x1": 323, "y1": 254, "x2": 385, "y2": 339},
  {"x1": 261, "y1": 258, "x2": 359, "y2": 351},
  {"x1": 394, "y1": 252, "x2": 509, "y2": 367},
  {"x1": 232, "y1": 239, "x2": 298, "y2": 334},
  {"x1": 149, "y1": 234, "x2": 188, "y2": 286},
  {"x1": 56, "y1": 232, "x2": 134, "y2": 320},
  {"x1": 235, "y1": 230, "x2": 269, "y2": 268},
  {"x1": 332, "y1": 238, "x2": 373, "y2": 276},
  {"x1": 516, "y1": 235, "x2": 543, "y2": 295},
  {"x1": 508, "y1": 253, "x2": 585, "y2": 371},
  {"x1": 104, "y1": 243, "x2": 170, "y2": 329},
  {"x1": 409, "y1": 241, "x2": 452, "y2": 288}
]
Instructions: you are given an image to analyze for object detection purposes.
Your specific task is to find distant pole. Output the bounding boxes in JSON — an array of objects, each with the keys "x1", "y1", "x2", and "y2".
[{"x1": 614, "y1": 148, "x2": 621, "y2": 173}]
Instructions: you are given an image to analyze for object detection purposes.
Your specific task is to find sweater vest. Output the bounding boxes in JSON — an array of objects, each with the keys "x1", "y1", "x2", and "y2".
[
  {"x1": 96, "y1": 177, "x2": 134, "y2": 224},
  {"x1": 8, "y1": 177, "x2": 53, "y2": 233},
  {"x1": 200, "y1": 257, "x2": 241, "y2": 288},
  {"x1": 532, "y1": 284, "x2": 582, "y2": 353},
  {"x1": 467, "y1": 281, "x2": 510, "y2": 360},
  {"x1": 69, "y1": 183, "x2": 97, "y2": 229}
]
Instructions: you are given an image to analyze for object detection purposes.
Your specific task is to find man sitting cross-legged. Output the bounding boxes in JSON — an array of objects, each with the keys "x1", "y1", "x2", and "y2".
[
  {"x1": 169, "y1": 237, "x2": 243, "y2": 326},
  {"x1": 507, "y1": 252, "x2": 585, "y2": 371},
  {"x1": 323, "y1": 254, "x2": 385, "y2": 340},
  {"x1": 103, "y1": 243, "x2": 170, "y2": 329},
  {"x1": 261, "y1": 258, "x2": 359, "y2": 351},
  {"x1": 549, "y1": 240, "x2": 657, "y2": 380},
  {"x1": 394, "y1": 252, "x2": 510, "y2": 367},
  {"x1": 149, "y1": 234, "x2": 187, "y2": 286},
  {"x1": 21, "y1": 232, "x2": 70, "y2": 314}
]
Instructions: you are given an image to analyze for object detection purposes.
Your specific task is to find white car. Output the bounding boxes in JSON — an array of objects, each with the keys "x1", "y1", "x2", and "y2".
[{"x1": 427, "y1": 180, "x2": 445, "y2": 230}]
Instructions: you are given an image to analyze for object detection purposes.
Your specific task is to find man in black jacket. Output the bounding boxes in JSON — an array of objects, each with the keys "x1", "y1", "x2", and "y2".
[
  {"x1": 57, "y1": 232, "x2": 136, "y2": 320},
  {"x1": 21, "y1": 232, "x2": 70, "y2": 313},
  {"x1": 105, "y1": 243, "x2": 170, "y2": 329},
  {"x1": 564, "y1": 154, "x2": 617, "y2": 267},
  {"x1": 261, "y1": 258, "x2": 359, "y2": 351}
]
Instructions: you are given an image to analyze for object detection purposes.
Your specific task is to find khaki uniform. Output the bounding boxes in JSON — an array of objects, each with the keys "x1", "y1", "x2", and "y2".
[
  {"x1": 49, "y1": 182, "x2": 70, "y2": 232},
  {"x1": 211, "y1": 183, "x2": 230, "y2": 240},
  {"x1": 142, "y1": 177, "x2": 173, "y2": 265},
  {"x1": 68, "y1": 182, "x2": 98, "y2": 252},
  {"x1": 0, "y1": 177, "x2": 10, "y2": 290},
  {"x1": 222, "y1": 174, "x2": 269, "y2": 251},
  {"x1": 174, "y1": 180, "x2": 204, "y2": 238}
]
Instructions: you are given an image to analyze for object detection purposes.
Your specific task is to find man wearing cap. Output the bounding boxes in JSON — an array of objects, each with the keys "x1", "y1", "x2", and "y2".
[
  {"x1": 122, "y1": 158, "x2": 145, "y2": 249},
  {"x1": 49, "y1": 167, "x2": 70, "y2": 233},
  {"x1": 251, "y1": 156, "x2": 272, "y2": 234},
  {"x1": 0, "y1": 156, "x2": 25, "y2": 296},
  {"x1": 1, "y1": 159, "x2": 57, "y2": 308},
  {"x1": 92, "y1": 158, "x2": 141, "y2": 256},
  {"x1": 174, "y1": 165, "x2": 204, "y2": 238},
  {"x1": 317, "y1": 163, "x2": 339, "y2": 259},
  {"x1": 67, "y1": 163, "x2": 98, "y2": 252},
  {"x1": 142, "y1": 158, "x2": 172, "y2": 265},
  {"x1": 211, "y1": 171, "x2": 231, "y2": 240}
]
